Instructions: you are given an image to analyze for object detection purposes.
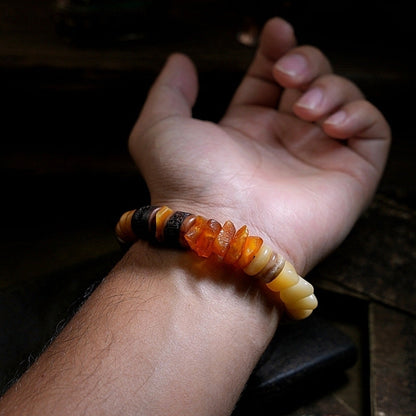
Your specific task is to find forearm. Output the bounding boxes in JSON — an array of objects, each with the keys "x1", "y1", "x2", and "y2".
[{"x1": 0, "y1": 241, "x2": 279, "y2": 416}]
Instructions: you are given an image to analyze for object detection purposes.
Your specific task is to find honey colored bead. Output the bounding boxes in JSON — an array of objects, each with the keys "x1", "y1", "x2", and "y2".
[
  {"x1": 289, "y1": 294, "x2": 318, "y2": 310},
  {"x1": 286, "y1": 309, "x2": 314, "y2": 320},
  {"x1": 223, "y1": 225, "x2": 249, "y2": 265},
  {"x1": 184, "y1": 216, "x2": 208, "y2": 247},
  {"x1": 237, "y1": 236, "x2": 263, "y2": 268},
  {"x1": 155, "y1": 206, "x2": 174, "y2": 241},
  {"x1": 211, "y1": 220, "x2": 236, "y2": 259},
  {"x1": 192, "y1": 219, "x2": 222, "y2": 258},
  {"x1": 266, "y1": 261, "x2": 299, "y2": 292},
  {"x1": 179, "y1": 214, "x2": 197, "y2": 247},
  {"x1": 279, "y1": 276, "x2": 314, "y2": 303},
  {"x1": 243, "y1": 243, "x2": 273, "y2": 276},
  {"x1": 115, "y1": 210, "x2": 136, "y2": 243}
]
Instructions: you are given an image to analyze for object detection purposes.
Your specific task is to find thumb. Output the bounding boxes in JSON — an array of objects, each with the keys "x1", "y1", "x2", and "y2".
[{"x1": 129, "y1": 53, "x2": 198, "y2": 142}]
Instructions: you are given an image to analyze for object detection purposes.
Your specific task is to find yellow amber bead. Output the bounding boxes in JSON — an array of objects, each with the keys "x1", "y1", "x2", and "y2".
[
  {"x1": 289, "y1": 293, "x2": 318, "y2": 310},
  {"x1": 243, "y1": 243, "x2": 273, "y2": 276},
  {"x1": 279, "y1": 276, "x2": 314, "y2": 303},
  {"x1": 286, "y1": 309, "x2": 314, "y2": 320},
  {"x1": 266, "y1": 261, "x2": 299, "y2": 292},
  {"x1": 155, "y1": 206, "x2": 174, "y2": 241},
  {"x1": 115, "y1": 210, "x2": 136, "y2": 243}
]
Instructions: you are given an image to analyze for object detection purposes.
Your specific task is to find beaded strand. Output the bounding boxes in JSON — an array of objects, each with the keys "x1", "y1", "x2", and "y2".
[{"x1": 115, "y1": 206, "x2": 318, "y2": 320}]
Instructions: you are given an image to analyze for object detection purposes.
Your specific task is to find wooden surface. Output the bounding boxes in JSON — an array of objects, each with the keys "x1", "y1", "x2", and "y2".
[
  {"x1": 369, "y1": 303, "x2": 416, "y2": 416},
  {"x1": 313, "y1": 194, "x2": 416, "y2": 316},
  {"x1": 1, "y1": 1, "x2": 415, "y2": 414}
]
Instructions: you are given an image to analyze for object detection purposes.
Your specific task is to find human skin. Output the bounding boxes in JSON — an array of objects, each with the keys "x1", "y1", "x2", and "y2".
[{"x1": 0, "y1": 17, "x2": 390, "y2": 416}]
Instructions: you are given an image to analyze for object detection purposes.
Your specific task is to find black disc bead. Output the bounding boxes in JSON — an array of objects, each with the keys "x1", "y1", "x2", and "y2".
[
  {"x1": 164, "y1": 211, "x2": 192, "y2": 247},
  {"x1": 131, "y1": 205, "x2": 160, "y2": 240}
]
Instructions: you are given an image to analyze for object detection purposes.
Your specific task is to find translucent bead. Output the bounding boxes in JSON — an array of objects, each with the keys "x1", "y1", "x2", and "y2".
[
  {"x1": 237, "y1": 236, "x2": 263, "y2": 268},
  {"x1": 179, "y1": 214, "x2": 197, "y2": 247},
  {"x1": 211, "y1": 220, "x2": 236, "y2": 259},
  {"x1": 192, "y1": 219, "x2": 222, "y2": 258},
  {"x1": 223, "y1": 225, "x2": 249, "y2": 265},
  {"x1": 184, "y1": 216, "x2": 208, "y2": 248},
  {"x1": 266, "y1": 261, "x2": 299, "y2": 292},
  {"x1": 242, "y1": 243, "x2": 271, "y2": 275}
]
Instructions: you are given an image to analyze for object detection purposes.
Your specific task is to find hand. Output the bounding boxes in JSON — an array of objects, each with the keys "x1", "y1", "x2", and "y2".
[{"x1": 128, "y1": 17, "x2": 390, "y2": 274}]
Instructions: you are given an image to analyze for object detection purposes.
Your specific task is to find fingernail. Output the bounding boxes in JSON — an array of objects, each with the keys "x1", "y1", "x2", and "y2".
[
  {"x1": 275, "y1": 54, "x2": 308, "y2": 77},
  {"x1": 325, "y1": 110, "x2": 347, "y2": 125},
  {"x1": 296, "y1": 87, "x2": 323, "y2": 110}
]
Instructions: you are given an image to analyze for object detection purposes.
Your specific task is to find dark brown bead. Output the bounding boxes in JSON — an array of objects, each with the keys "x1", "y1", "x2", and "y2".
[
  {"x1": 131, "y1": 205, "x2": 160, "y2": 240},
  {"x1": 164, "y1": 211, "x2": 192, "y2": 247},
  {"x1": 256, "y1": 252, "x2": 285, "y2": 283}
]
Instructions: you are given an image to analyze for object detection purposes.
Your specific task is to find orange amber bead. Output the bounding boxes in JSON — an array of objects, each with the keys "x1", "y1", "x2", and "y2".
[
  {"x1": 191, "y1": 219, "x2": 221, "y2": 257},
  {"x1": 211, "y1": 220, "x2": 236, "y2": 259},
  {"x1": 184, "y1": 216, "x2": 208, "y2": 248},
  {"x1": 237, "y1": 236, "x2": 263, "y2": 268},
  {"x1": 223, "y1": 225, "x2": 249, "y2": 265}
]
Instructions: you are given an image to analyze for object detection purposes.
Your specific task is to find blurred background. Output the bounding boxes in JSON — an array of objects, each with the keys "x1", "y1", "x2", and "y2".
[{"x1": 0, "y1": 1, "x2": 414, "y2": 415}]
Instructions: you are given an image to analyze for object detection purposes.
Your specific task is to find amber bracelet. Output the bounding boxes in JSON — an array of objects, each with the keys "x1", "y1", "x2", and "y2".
[{"x1": 115, "y1": 205, "x2": 318, "y2": 320}]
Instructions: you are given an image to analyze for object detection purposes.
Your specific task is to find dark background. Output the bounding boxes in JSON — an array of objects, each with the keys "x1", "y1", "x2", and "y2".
[{"x1": 1, "y1": 1, "x2": 414, "y2": 414}]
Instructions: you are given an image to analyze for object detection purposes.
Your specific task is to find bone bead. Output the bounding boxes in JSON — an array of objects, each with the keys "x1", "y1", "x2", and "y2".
[{"x1": 266, "y1": 261, "x2": 299, "y2": 292}]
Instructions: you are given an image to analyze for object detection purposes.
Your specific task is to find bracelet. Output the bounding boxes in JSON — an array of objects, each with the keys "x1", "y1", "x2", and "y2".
[{"x1": 115, "y1": 205, "x2": 318, "y2": 320}]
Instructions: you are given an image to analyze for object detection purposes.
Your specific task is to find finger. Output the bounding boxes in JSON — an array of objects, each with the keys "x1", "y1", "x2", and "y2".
[
  {"x1": 130, "y1": 53, "x2": 198, "y2": 142},
  {"x1": 274, "y1": 46, "x2": 333, "y2": 113},
  {"x1": 323, "y1": 100, "x2": 391, "y2": 171},
  {"x1": 273, "y1": 45, "x2": 333, "y2": 90},
  {"x1": 228, "y1": 17, "x2": 297, "y2": 108},
  {"x1": 293, "y1": 74, "x2": 364, "y2": 122}
]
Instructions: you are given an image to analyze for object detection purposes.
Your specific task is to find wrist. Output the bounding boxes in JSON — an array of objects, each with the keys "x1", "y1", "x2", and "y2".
[
  {"x1": 116, "y1": 240, "x2": 280, "y2": 343},
  {"x1": 116, "y1": 205, "x2": 317, "y2": 319}
]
